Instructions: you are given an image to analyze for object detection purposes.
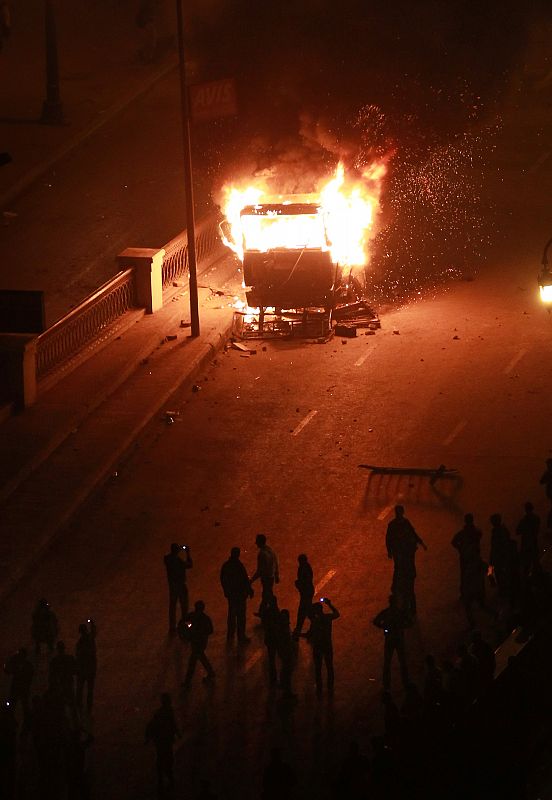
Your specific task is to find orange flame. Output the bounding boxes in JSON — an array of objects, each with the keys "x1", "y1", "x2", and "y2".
[{"x1": 220, "y1": 159, "x2": 387, "y2": 267}]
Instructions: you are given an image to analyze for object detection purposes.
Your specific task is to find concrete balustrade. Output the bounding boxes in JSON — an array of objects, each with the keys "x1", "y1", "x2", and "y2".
[{"x1": 116, "y1": 247, "x2": 165, "y2": 314}]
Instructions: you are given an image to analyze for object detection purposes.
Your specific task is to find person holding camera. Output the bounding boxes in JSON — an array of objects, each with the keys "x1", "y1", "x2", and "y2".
[
  {"x1": 309, "y1": 597, "x2": 340, "y2": 696},
  {"x1": 220, "y1": 547, "x2": 254, "y2": 646},
  {"x1": 164, "y1": 543, "x2": 193, "y2": 634}
]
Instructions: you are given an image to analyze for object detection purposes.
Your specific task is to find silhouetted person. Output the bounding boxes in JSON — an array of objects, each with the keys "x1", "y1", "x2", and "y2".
[
  {"x1": 489, "y1": 514, "x2": 512, "y2": 595},
  {"x1": 469, "y1": 630, "x2": 495, "y2": 691},
  {"x1": 220, "y1": 547, "x2": 253, "y2": 645},
  {"x1": 539, "y1": 457, "x2": 552, "y2": 529},
  {"x1": 423, "y1": 654, "x2": 443, "y2": 711},
  {"x1": 292, "y1": 553, "x2": 314, "y2": 639},
  {"x1": 401, "y1": 682, "x2": 423, "y2": 727},
  {"x1": 32, "y1": 598, "x2": 58, "y2": 656},
  {"x1": 386, "y1": 505, "x2": 427, "y2": 617},
  {"x1": 30, "y1": 690, "x2": 66, "y2": 800},
  {"x1": 49, "y1": 641, "x2": 77, "y2": 707},
  {"x1": 164, "y1": 543, "x2": 193, "y2": 634},
  {"x1": 381, "y1": 691, "x2": 402, "y2": 750},
  {"x1": 373, "y1": 594, "x2": 410, "y2": 691},
  {"x1": 516, "y1": 502, "x2": 540, "y2": 579},
  {"x1": 262, "y1": 747, "x2": 296, "y2": 800},
  {"x1": 0, "y1": 701, "x2": 17, "y2": 800},
  {"x1": 64, "y1": 727, "x2": 94, "y2": 800},
  {"x1": 261, "y1": 596, "x2": 280, "y2": 685},
  {"x1": 310, "y1": 597, "x2": 340, "y2": 696},
  {"x1": 75, "y1": 620, "x2": 97, "y2": 714},
  {"x1": 275, "y1": 609, "x2": 295, "y2": 699},
  {"x1": 452, "y1": 513, "x2": 486, "y2": 627},
  {"x1": 455, "y1": 643, "x2": 480, "y2": 704},
  {"x1": 4, "y1": 647, "x2": 34, "y2": 721},
  {"x1": 145, "y1": 693, "x2": 180, "y2": 797},
  {"x1": 182, "y1": 601, "x2": 215, "y2": 687},
  {"x1": 251, "y1": 533, "x2": 279, "y2": 617},
  {"x1": 334, "y1": 739, "x2": 371, "y2": 799}
]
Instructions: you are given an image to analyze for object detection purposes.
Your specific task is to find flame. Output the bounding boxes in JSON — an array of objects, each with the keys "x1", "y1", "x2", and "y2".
[{"x1": 220, "y1": 160, "x2": 387, "y2": 268}]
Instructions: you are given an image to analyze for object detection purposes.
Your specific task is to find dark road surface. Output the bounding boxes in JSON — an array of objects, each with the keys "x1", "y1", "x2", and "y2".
[{"x1": 1, "y1": 240, "x2": 552, "y2": 798}]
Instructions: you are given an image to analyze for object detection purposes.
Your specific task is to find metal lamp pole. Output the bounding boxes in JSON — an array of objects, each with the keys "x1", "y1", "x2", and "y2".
[
  {"x1": 176, "y1": 0, "x2": 200, "y2": 337},
  {"x1": 41, "y1": 0, "x2": 64, "y2": 124}
]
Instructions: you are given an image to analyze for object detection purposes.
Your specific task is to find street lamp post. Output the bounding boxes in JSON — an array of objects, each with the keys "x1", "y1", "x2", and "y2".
[
  {"x1": 40, "y1": 0, "x2": 64, "y2": 124},
  {"x1": 176, "y1": 0, "x2": 200, "y2": 337}
]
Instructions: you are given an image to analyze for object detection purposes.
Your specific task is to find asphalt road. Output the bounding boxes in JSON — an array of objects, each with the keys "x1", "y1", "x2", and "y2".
[
  {"x1": 1, "y1": 232, "x2": 552, "y2": 798},
  {"x1": 1, "y1": 54, "x2": 552, "y2": 799}
]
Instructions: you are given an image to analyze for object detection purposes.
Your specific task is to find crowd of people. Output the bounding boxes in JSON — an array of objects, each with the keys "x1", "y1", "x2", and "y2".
[{"x1": 2, "y1": 460, "x2": 552, "y2": 798}]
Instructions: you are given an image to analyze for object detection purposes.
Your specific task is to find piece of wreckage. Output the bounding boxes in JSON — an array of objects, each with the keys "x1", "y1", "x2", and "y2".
[
  {"x1": 220, "y1": 198, "x2": 380, "y2": 340},
  {"x1": 359, "y1": 463, "x2": 459, "y2": 486}
]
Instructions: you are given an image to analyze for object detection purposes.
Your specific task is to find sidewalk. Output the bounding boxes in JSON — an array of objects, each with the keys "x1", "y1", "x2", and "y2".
[
  {"x1": 0, "y1": 0, "x2": 177, "y2": 208},
  {"x1": 0, "y1": 254, "x2": 240, "y2": 602}
]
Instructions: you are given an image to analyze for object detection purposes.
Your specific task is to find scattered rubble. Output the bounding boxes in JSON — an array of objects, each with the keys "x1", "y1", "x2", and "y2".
[{"x1": 334, "y1": 324, "x2": 357, "y2": 338}]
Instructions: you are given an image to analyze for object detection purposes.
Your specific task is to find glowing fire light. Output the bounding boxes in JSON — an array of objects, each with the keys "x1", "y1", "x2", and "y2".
[{"x1": 220, "y1": 160, "x2": 386, "y2": 267}]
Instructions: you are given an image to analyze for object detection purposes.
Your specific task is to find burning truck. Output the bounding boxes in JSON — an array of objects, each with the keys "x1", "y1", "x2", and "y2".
[{"x1": 220, "y1": 161, "x2": 387, "y2": 335}]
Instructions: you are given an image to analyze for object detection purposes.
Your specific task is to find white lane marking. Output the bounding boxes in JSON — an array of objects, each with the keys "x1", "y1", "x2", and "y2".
[
  {"x1": 504, "y1": 348, "x2": 527, "y2": 375},
  {"x1": 314, "y1": 569, "x2": 336, "y2": 595},
  {"x1": 377, "y1": 503, "x2": 395, "y2": 521},
  {"x1": 244, "y1": 649, "x2": 263, "y2": 673},
  {"x1": 291, "y1": 409, "x2": 318, "y2": 436},
  {"x1": 443, "y1": 419, "x2": 467, "y2": 446},
  {"x1": 355, "y1": 350, "x2": 371, "y2": 367}
]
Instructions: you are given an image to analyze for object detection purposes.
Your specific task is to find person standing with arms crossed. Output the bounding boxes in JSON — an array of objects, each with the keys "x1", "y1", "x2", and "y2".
[{"x1": 164, "y1": 543, "x2": 193, "y2": 634}]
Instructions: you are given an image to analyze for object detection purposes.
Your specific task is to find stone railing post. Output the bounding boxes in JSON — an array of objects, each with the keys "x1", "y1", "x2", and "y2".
[
  {"x1": 116, "y1": 247, "x2": 165, "y2": 314},
  {"x1": 0, "y1": 334, "x2": 38, "y2": 409}
]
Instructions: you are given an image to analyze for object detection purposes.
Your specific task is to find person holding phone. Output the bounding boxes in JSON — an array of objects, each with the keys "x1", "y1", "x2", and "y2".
[
  {"x1": 164, "y1": 543, "x2": 193, "y2": 634},
  {"x1": 309, "y1": 597, "x2": 340, "y2": 697}
]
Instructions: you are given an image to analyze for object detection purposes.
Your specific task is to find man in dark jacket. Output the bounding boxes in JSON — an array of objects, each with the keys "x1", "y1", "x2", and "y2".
[
  {"x1": 145, "y1": 693, "x2": 180, "y2": 795},
  {"x1": 220, "y1": 547, "x2": 253, "y2": 646},
  {"x1": 75, "y1": 619, "x2": 97, "y2": 713},
  {"x1": 182, "y1": 601, "x2": 215, "y2": 687},
  {"x1": 540, "y1": 457, "x2": 552, "y2": 530},
  {"x1": 292, "y1": 553, "x2": 314, "y2": 640},
  {"x1": 373, "y1": 594, "x2": 410, "y2": 691},
  {"x1": 164, "y1": 543, "x2": 193, "y2": 634},
  {"x1": 386, "y1": 505, "x2": 427, "y2": 618}
]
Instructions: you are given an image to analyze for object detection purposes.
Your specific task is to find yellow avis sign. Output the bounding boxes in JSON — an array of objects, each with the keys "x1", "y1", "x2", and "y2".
[{"x1": 189, "y1": 78, "x2": 237, "y2": 123}]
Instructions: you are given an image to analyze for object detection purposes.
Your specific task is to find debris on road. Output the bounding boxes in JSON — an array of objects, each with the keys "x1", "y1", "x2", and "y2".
[
  {"x1": 334, "y1": 324, "x2": 357, "y2": 338},
  {"x1": 191, "y1": 384, "x2": 201, "y2": 392},
  {"x1": 359, "y1": 463, "x2": 458, "y2": 486},
  {"x1": 180, "y1": 320, "x2": 191, "y2": 328},
  {"x1": 232, "y1": 341, "x2": 252, "y2": 353},
  {"x1": 166, "y1": 334, "x2": 177, "y2": 342},
  {"x1": 393, "y1": 330, "x2": 400, "y2": 335}
]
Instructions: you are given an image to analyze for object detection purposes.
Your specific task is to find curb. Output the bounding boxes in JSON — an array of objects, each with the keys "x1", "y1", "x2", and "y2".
[
  {"x1": 0, "y1": 312, "x2": 235, "y2": 604},
  {"x1": 0, "y1": 57, "x2": 178, "y2": 210}
]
